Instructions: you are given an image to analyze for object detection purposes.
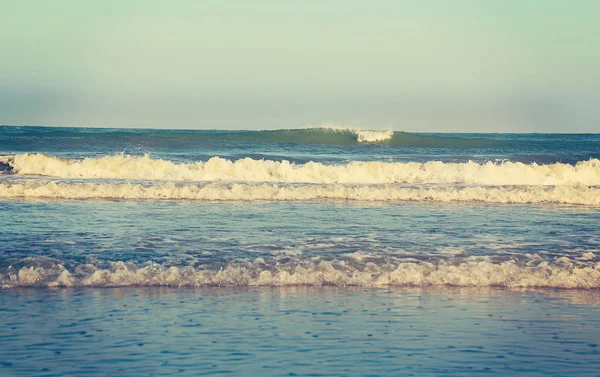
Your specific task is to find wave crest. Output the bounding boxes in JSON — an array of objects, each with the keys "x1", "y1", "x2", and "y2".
[
  {"x1": 318, "y1": 125, "x2": 394, "y2": 143},
  {"x1": 9, "y1": 154, "x2": 600, "y2": 186},
  {"x1": 2, "y1": 181, "x2": 599, "y2": 205},
  {"x1": 3, "y1": 258, "x2": 600, "y2": 289}
]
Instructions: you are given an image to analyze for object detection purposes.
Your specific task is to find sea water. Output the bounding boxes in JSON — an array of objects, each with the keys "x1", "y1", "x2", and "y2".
[{"x1": 1, "y1": 125, "x2": 599, "y2": 376}]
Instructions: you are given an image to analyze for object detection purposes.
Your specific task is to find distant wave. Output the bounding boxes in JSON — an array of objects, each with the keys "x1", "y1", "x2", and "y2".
[
  {"x1": 1, "y1": 125, "x2": 506, "y2": 147},
  {"x1": 2, "y1": 181, "x2": 599, "y2": 205},
  {"x1": 207, "y1": 126, "x2": 505, "y2": 147},
  {"x1": 3, "y1": 257, "x2": 599, "y2": 288},
  {"x1": 9, "y1": 153, "x2": 600, "y2": 186},
  {"x1": 273, "y1": 126, "x2": 395, "y2": 144}
]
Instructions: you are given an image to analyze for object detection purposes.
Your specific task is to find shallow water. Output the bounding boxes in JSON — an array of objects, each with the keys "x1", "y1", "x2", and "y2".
[
  {"x1": 1, "y1": 200, "x2": 599, "y2": 288},
  {"x1": 1, "y1": 287, "x2": 600, "y2": 376}
]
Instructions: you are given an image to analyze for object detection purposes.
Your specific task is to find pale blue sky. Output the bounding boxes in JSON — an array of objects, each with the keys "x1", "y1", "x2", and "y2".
[{"x1": 1, "y1": 1, "x2": 599, "y2": 131}]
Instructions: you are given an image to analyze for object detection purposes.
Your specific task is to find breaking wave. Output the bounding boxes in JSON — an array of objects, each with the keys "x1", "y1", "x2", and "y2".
[
  {"x1": 319, "y1": 125, "x2": 394, "y2": 143},
  {"x1": 201, "y1": 126, "x2": 504, "y2": 147},
  {"x1": 3, "y1": 258, "x2": 600, "y2": 289},
  {"x1": 1, "y1": 181, "x2": 599, "y2": 205},
  {"x1": 8, "y1": 154, "x2": 600, "y2": 186},
  {"x1": 199, "y1": 126, "x2": 400, "y2": 145},
  {"x1": 1, "y1": 125, "x2": 506, "y2": 147}
]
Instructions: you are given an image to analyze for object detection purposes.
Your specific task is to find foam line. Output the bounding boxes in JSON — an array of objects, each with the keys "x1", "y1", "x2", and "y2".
[
  {"x1": 10, "y1": 154, "x2": 600, "y2": 185},
  {"x1": 3, "y1": 259, "x2": 599, "y2": 288},
  {"x1": 1, "y1": 180, "x2": 599, "y2": 205}
]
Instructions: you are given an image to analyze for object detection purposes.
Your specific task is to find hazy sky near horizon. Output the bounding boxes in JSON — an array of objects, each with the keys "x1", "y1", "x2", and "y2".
[{"x1": 1, "y1": 1, "x2": 599, "y2": 132}]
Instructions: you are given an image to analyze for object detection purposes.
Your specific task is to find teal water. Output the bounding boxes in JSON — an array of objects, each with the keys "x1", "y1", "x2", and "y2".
[
  {"x1": 2, "y1": 125, "x2": 599, "y2": 164},
  {"x1": 1, "y1": 126, "x2": 599, "y2": 375}
]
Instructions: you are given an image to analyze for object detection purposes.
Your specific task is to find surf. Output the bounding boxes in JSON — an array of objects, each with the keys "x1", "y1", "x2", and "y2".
[
  {"x1": 8, "y1": 153, "x2": 600, "y2": 186},
  {"x1": 2, "y1": 180, "x2": 599, "y2": 205},
  {"x1": 4, "y1": 257, "x2": 600, "y2": 289}
]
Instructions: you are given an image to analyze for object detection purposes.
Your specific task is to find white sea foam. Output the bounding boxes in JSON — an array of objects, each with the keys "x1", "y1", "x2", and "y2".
[
  {"x1": 10, "y1": 153, "x2": 600, "y2": 186},
  {"x1": 1, "y1": 180, "x2": 599, "y2": 205},
  {"x1": 319, "y1": 125, "x2": 394, "y2": 143},
  {"x1": 355, "y1": 130, "x2": 394, "y2": 143},
  {"x1": 3, "y1": 259, "x2": 600, "y2": 289}
]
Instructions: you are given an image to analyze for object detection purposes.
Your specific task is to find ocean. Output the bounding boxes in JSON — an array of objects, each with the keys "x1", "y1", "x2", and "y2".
[{"x1": 1, "y1": 125, "x2": 599, "y2": 376}]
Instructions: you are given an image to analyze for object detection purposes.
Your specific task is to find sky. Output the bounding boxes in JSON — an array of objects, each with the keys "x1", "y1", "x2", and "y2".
[{"x1": 1, "y1": 0, "x2": 599, "y2": 132}]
